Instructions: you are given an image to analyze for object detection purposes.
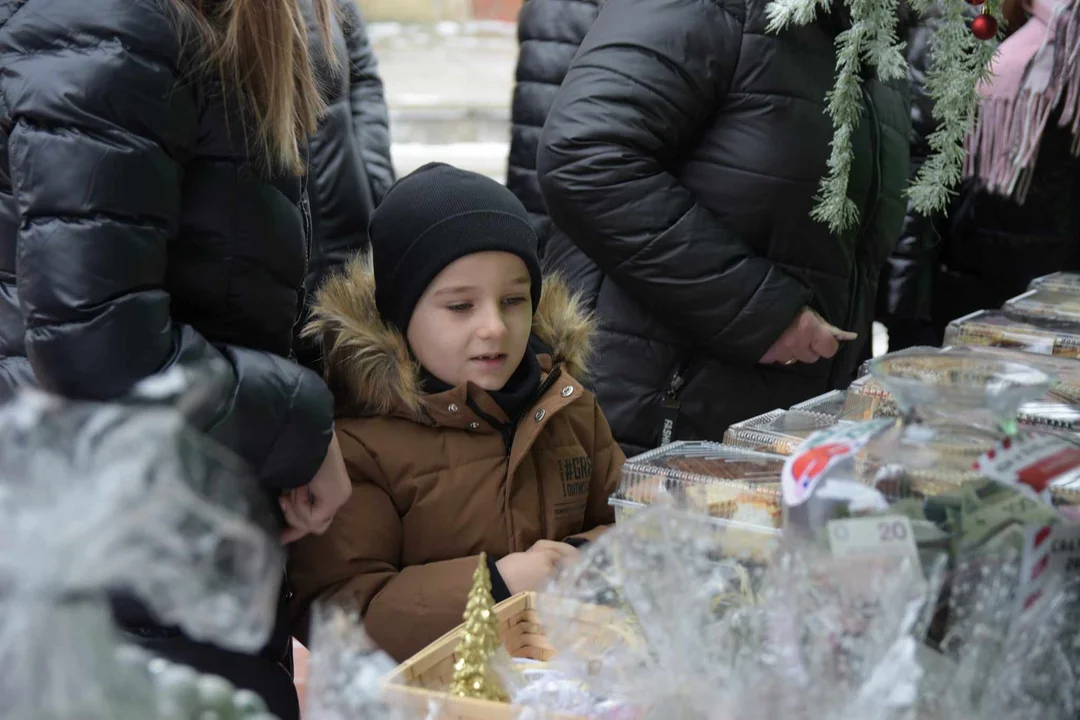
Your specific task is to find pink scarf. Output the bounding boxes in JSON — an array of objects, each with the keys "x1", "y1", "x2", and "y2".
[{"x1": 964, "y1": 0, "x2": 1080, "y2": 202}]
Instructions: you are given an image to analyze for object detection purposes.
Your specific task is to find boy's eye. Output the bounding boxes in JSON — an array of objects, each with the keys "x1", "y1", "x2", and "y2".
[
  {"x1": 446, "y1": 303, "x2": 472, "y2": 312},
  {"x1": 502, "y1": 296, "x2": 528, "y2": 307}
]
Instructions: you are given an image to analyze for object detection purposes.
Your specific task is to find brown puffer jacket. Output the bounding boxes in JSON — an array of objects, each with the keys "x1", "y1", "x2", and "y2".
[{"x1": 287, "y1": 254, "x2": 624, "y2": 661}]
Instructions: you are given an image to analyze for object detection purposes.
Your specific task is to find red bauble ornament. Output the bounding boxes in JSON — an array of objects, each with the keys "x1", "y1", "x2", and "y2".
[
  {"x1": 971, "y1": 13, "x2": 998, "y2": 39},
  {"x1": 976, "y1": 13, "x2": 997, "y2": 38},
  {"x1": 966, "y1": 0, "x2": 987, "y2": 5}
]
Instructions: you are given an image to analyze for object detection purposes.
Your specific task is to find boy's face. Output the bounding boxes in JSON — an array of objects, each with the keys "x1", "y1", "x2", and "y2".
[{"x1": 407, "y1": 251, "x2": 533, "y2": 392}]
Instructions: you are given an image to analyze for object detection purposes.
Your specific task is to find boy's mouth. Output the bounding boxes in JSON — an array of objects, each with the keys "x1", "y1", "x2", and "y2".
[{"x1": 470, "y1": 353, "x2": 507, "y2": 368}]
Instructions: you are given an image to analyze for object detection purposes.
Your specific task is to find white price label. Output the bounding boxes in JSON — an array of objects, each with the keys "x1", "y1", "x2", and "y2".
[{"x1": 827, "y1": 515, "x2": 920, "y2": 565}]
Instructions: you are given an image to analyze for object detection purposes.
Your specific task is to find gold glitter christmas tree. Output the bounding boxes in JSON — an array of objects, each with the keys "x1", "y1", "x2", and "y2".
[{"x1": 448, "y1": 553, "x2": 509, "y2": 702}]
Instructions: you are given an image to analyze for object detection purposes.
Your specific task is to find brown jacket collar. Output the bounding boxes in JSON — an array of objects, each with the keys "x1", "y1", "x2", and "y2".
[{"x1": 303, "y1": 252, "x2": 595, "y2": 426}]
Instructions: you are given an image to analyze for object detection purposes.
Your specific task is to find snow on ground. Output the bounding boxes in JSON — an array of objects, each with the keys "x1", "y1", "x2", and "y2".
[{"x1": 391, "y1": 141, "x2": 508, "y2": 182}]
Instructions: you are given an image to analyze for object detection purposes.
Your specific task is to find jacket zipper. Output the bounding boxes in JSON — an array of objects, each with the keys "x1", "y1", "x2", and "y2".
[
  {"x1": 664, "y1": 369, "x2": 687, "y2": 405},
  {"x1": 291, "y1": 172, "x2": 314, "y2": 360},
  {"x1": 470, "y1": 367, "x2": 564, "y2": 543},
  {"x1": 464, "y1": 368, "x2": 557, "y2": 549},
  {"x1": 524, "y1": 367, "x2": 560, "y2": 540},
  {"x1": 658, "y1": 358, "x2": 692, "y2": 446}
]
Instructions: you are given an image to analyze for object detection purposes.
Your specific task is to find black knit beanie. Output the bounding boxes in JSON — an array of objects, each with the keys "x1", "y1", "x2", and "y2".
[{"x1": 369, "y1": 163, "x2": 542, "y2": 332}]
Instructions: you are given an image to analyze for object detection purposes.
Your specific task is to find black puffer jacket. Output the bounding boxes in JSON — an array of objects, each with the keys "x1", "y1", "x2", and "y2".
[
  {"x1": 298, "y1": 0, "x2": 393, "y2": 372},
  {"x1": 507, "y1": 0, "x2": 600, "y2": 249},
  {"x1": 1, "y1": 1, "x2": 333, "y2": 715},
  {"x1": 0, "y1": 0, "x2": 332, "y2": 487},
  {"x1": 884, "y1": 12, "x2": 1080, "y2": 348},
  {"x1": 538, "y1": 0, "x2": 910, "y2": 455}
]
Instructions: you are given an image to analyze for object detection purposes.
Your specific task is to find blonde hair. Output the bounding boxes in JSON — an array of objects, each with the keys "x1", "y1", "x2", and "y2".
[{"x1": 173, "y1": 0, "x2": 337, "y2": 174}]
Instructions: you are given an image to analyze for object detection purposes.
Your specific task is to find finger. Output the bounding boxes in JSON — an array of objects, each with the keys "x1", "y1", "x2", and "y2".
[
  {"x1": 792, "y1": 344, "x2": 821, "y2": 364},
  {"x1": 810, "y1": 331, "x2": 840, "y2": 359},
  {"x1": 280, "y1": 526, "x2": 309, "y2": 545},
  {"x1": 551, "y1": 546, "x2": 582, "y2": 566},
  {"x1": 831, "y1": 329, "x2": 858, "y2": 341},
  {"x1": 545, "y1": 551, "x2": 574, "y2": 569},
  {"x1": 530, "y1": 539, "x2": 561, "y2": 551},
  {"x1": 546, "y1": 542, "x2": 580, "y2": 560},
  {"x1": 281, "y1": 496, "x2": 315, "y2": 533},
  {"x1": 311, "y1": 516, "x2": 334, "y2": 536},
  {"x1": 307, "y1": 504, "x2": 336, "y2": 533}
]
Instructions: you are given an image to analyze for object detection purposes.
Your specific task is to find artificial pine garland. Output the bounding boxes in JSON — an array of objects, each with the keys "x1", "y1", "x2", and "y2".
[{"x1": 766, "y1": 0, "x2": 1005, "y2": 233}]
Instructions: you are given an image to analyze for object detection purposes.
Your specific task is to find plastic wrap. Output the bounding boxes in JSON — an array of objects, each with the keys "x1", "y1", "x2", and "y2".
[
  {"x1": 723, "y1": 409, "x2": 843, "y2": 455},
  {"x1": 780, "y1": 356, "x2": 1080, "y2": 713},
  {"x1": 528, "y1": 506, "x2": 933, "y2": 720},
  {"x1": 944, "y1": 310, "x2": 1080, "y2": 358},
  {"x1": 506, "y1": 506, "x2": 1080, "y2": 719},
  {"x1": 611, "y1": 441, "x2": 783, "y2": 529},
  {"x1": 0, "y1": 390, "x2": 283, "y2": 719},
  {"x1": 302, "y1": 604, "x2": 402, "y2": 720}
]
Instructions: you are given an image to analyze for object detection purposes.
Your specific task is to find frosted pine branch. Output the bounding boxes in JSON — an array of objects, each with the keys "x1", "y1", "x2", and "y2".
[
  {"x1": 765, "y1": 0, "x2": 830, "y2": 33},
  {"x1": 764, "y1": 0, "x2": 1007, "y2": 229},
  {"x1": 908, "y1": 0, "x2": 1003, "y2": 214}
]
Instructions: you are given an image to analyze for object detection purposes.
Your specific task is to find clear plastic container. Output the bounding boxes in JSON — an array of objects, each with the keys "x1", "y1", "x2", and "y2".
[
  {"x1": 1004, "y1": 288, "x2": 1080, "y2": 327},
  {"x1": 786, "y1": 352, "x2": 1056, "y2": 537},
  {"x1": 944, "y1": 310, "x2": 1080, "y2": 358},
  {"x1": 1016, "y1": 401, "x2": 1080, "y2": 433},
  {"x1": 1029, "y1": 271, "x2": 1080, "y2": 295},
  {"x1": 856, "y1": 345, "x2": 941, "y2": 379},
  {"x1": 610, "y1": 441, "x2": 784, "y2": 530},
  {"x1": 868, "y1": 352, "x2": 1050, "y2": 434},
  {"x1": 942, "y1": 344, "x2": 1080, "y2": 398},
  {"x1": 841, "y1": 375, "x2": 901, "y2": 421},
  {"x1": 722, "y1": 408, "x2": 842, "y2": 455},
  {"x1": 868, "y1": 346, "x2": 1080, "y2": 437},
  {"x1": 791, "y1": 390, "x2": 848, "y2": 419}
]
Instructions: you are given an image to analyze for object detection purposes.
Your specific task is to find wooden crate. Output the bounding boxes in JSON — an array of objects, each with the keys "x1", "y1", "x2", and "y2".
[{"x1": 383, "y1": 592, "x2": 619, "y2": 720}]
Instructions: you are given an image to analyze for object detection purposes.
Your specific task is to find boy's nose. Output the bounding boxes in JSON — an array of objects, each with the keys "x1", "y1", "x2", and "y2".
[{"x1": 476, "y1": 306, "x2": 508, "y2": 339}]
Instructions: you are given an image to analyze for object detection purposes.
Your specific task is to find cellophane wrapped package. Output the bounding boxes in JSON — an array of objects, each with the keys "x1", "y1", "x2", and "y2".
[
  {"x1": 0, "y1": 390, "x2": 283, "y2": 720},
  {"x1": 513, "y1": 506, "x2": 935, "y2": 720},
  {"x1": 780, "y1": 354, "x2": 1080, "y2": 716},
  {"x1": 303, "y1": 604, "x2": 404, "y2": 720}
]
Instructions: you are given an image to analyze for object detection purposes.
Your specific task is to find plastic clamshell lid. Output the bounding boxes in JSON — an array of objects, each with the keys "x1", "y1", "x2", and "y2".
[
  {"x1": 944, "y1": 310, "x2": 1080, "y2": 358},
  {"x1": 611, "y1": 441, "x2": 785, "y2": 528}
]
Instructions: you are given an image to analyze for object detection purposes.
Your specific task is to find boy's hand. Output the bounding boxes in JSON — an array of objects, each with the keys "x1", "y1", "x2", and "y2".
[
  {"x1": 495, "y1": 540, "x2": 580, "y2": 595},
  {"x1": 280, "y1": 433, "x2": 352, "y2": 544}
]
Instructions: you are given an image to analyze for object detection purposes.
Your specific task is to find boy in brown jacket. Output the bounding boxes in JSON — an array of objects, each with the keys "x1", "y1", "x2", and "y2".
[{"x1": 287, "y1": 163, "x2": 624, "y2": 662}]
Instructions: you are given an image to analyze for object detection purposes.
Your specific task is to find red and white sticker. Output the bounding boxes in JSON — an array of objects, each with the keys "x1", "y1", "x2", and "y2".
[{"x1": 782, "y1": 420, "x2": 893, "y2": 506}]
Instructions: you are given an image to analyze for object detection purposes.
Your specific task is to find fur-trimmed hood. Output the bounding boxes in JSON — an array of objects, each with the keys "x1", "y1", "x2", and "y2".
[{"x1": 304, "y1": 252, "x2": 595, "y2": 420}]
